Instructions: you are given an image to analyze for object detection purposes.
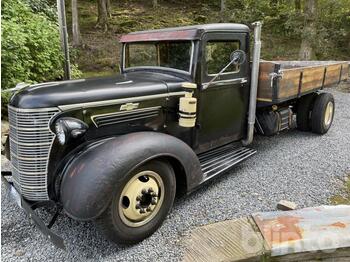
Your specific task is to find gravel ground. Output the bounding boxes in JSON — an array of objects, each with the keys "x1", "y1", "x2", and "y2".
[{"x1": 1, "y1": 88, "x2": 350, "y2": 262}]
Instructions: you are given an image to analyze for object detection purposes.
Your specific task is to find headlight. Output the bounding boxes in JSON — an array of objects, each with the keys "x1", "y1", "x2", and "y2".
[
  {"x1": 55, "y1": 121, "x2": 66, "y2": 145},
  {"x1": 54, "y1": 117, "x2": 88, "y2": 145}
]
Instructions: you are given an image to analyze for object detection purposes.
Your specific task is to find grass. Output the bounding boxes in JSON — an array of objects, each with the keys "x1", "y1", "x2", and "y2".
[{"x1": 330, "y1": 175, "x2": 350, "y2": 205}]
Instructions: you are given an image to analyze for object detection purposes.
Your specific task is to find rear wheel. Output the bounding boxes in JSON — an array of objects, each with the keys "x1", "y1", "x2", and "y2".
[
  {"x1": 311, "y1": 93, "x2": 335, "y2": 134},
  {"x1": 95, "y1": 160, "x2": 176, "y2": 244},
  {"x1": 296, "y1": 94, "x2": 315, "y2": 131}
]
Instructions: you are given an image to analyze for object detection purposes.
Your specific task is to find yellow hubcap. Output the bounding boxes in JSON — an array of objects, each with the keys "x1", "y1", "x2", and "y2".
[
  {"x1": 324, "y1": 101, "x2": 334, "y2": 127},
  {"x1": 119, "y1": 171, "x2": 164, "y2": 227}
]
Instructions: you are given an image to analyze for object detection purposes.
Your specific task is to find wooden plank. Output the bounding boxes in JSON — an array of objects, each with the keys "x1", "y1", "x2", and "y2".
[
  {"x1": 182, "y1": 217, "x2": 268, "y2": 262},
  {"x1": 301, "y1": 66, "x2": 325, "y2": 92},
  {"x1": 324, "y1": 64, "x2": 342, "y2": 86},
  {"x1": 257, "y1": 61, "x2": 349, "y2": 104},
  {"x1": 340, "y1": 63, "x2": 349, "y2": 81},
  {"x1": 257, "y1": 61, "x2": 275, "y2": 101},
  {"x1": 183, "y1": 206, "x2": 350, "y2": 262},
  {"x1": 278, "y1": 69, "x2": 302, "y2": 99},
  {"x1": 272, "y1": 247, "x2": 350, "y2": 262}
]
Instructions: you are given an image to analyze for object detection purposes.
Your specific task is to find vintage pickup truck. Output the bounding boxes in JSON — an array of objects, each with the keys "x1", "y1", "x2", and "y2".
[{"x1": 2, "y1": 22, "x2": 349, "y2": 249}]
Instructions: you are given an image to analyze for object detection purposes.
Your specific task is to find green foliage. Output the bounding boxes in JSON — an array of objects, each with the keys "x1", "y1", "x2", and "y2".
[
  {"x1": 23, "y1": 0, "x2": 58, "y2": 21},
  {"x1": 1, "y1": 0, "x2": 64, "y2": 102}
]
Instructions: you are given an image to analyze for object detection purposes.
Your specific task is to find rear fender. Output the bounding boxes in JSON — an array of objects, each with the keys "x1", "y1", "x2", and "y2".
[{"x1": 60, "y1": 132, "x2": 202, "y2": 221}]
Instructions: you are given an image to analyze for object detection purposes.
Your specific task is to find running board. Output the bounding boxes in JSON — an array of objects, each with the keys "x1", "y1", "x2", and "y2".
[{"x1": 199, "y1": 144, "x2": 256, "y2": 182}]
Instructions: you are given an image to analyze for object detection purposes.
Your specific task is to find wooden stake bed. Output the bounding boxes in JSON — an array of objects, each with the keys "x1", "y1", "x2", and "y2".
[{"x1": 257, "y1": 61, "x2": 349, "y2": 105}]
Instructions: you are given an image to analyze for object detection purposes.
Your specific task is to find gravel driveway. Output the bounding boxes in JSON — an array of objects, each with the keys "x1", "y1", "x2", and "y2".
[{"x1": 2, "y1": 88, "x2": 350, "y2": 262}]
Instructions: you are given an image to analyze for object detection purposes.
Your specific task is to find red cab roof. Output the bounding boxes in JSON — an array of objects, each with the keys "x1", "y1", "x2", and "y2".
[{"x1": 120, "y1": 23, "x2": 250, "y2": 43}]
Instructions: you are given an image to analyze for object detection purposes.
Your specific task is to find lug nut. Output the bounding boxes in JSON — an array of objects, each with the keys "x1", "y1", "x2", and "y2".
[
  {"x1": 141, "y1": 189, "x2": 147, "y2": 194},
  {"x1": 135, "y1": 203, "x2": 141, "y2": 209},
  {"x1": 151, "y1": 197, "x2": 157, "y2": 205},
  {"x1": 140, "y1": 208, "x2": 146, "y2": 214},
  {"x1": 146, "y1": 207, "x2": 152, "y2": 212},
  {"x1": 151, "y1": 192, "x2": 157, "y2": 197},
  {"x1": 136, "y1": 195, "x2": 142, "y2": 201},
  {"x1": 148, "y1": 188, "x2": 154, "y2": 193}
]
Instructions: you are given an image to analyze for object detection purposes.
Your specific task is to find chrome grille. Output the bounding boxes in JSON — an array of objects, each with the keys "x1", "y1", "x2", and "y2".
[{"x1": 8, "y1": 105, "x2": 59, "y2": 201}]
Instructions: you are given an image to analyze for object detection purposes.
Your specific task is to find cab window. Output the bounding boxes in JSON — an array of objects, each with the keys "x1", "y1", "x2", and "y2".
[{"x1": 205, "y1": 40, "x2": 240, "y2": 75}]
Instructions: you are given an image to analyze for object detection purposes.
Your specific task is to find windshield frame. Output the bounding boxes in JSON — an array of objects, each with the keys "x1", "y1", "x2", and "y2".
[{"x1": 122, "y1": 41, "x2": 195, "y2": 76}]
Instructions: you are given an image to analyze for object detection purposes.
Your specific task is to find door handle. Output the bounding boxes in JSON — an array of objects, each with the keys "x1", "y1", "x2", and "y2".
[{"x1": 240, "y1": 79, "x2": 248, "y2": 84}]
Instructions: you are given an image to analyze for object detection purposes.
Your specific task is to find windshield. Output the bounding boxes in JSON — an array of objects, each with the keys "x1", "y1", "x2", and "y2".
[{"x1": 124, "y1": 41, "x2": 193, "y2": 73}]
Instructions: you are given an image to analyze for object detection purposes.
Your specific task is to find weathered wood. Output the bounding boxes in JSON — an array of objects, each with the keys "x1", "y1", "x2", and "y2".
[
  {"x1": 271, "y1": 247, "x2": 350, "y2": 262},
  {"x1": 258, "y1": 61, "x2": 349, "y2": 104},
  {"x1": 301, "y1": 66, "x2": 324, "y2": 92},
  {"x1": 278, "y1": 69, "x2": 302, "y2": 99},
  {"x1": 324, "y1": 64, "x2": 342, "y2": 86},
  {"x1": 257, "y1": 61, "x2": 275, "y2": 102},
  {"x1": 182, "y1": 217, "x2": 268, "y2": 262},
  {"x1": 183, "y1": 205, "x2": 350, "y2": 262}
]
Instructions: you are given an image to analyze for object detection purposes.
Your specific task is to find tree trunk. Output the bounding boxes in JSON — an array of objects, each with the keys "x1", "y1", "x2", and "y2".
[
  {"x1": 72, "y1": 0, "x2": 81, "y2": 46},
  {"x1": 220, "y1": 0, "x2": 225, "y2": 22},
  {"x1": 299, "y1": 0, "x2": 318, "y2": 60},
  {"x1": 106, "y1": 0, "x2": 111, "y2": 17},
  {"x1": 153, "y1": 0, "x2": 157, "y2": 8},
  {"x1": 96, "y1": 0, "x2": 109, "y2": 31},
  {"x1": 294, "y1": 0, "x2": 301, "y2": 13},
  {"x1": 220, "y1": 0, "x2": 225, "y2": 13}
]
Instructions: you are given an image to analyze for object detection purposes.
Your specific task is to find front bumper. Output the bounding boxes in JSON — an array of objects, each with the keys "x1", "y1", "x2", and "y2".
[{"x1": 1, "y1": 171, "x2": 66, "y2": 249}]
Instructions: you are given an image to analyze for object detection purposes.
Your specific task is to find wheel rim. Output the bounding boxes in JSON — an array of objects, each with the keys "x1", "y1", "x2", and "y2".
[
  {"x1": 324, "y1": 101, "x2": 334, "y2": 127},
  {"x1": 118, "y1": 171, "x2": 164, "y2": 227}
]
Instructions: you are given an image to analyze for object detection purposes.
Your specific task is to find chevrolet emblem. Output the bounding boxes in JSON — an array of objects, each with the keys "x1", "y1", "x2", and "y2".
[{"x1": 120, "y1": 102, "x2": 139, "y2": 111}]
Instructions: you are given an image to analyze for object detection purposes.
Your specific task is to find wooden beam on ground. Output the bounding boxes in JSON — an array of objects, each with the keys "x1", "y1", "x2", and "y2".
[{"x1": 183, "y1": 205, "x2": 350, "y2": 262}]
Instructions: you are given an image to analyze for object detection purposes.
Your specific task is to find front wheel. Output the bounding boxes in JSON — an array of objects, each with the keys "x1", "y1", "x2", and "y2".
[{"x1": 95, "y1": 160, "x2": 176, "y2": 244}]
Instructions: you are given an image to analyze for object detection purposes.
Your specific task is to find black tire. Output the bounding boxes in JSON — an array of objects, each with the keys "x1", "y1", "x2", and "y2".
[
  {"x1": 95, "y1": 160, "x2": 176, "y2": 245},
  {"x1": 311, "y1": 92, "x2": 335, "y2": 134},
  {"x1": 296, "y1": 94, "x2": 315, "y2": 131}
]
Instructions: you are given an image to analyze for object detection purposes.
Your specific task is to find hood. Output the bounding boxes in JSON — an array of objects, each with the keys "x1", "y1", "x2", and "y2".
[{"x1": 10, "y1": 71, "x2": 186, "y2": 109}]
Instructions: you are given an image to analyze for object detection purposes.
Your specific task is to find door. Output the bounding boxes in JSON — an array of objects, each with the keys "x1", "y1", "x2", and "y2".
[{"x1": 196, "y1": 32, "x2": 250, "y2": 153}]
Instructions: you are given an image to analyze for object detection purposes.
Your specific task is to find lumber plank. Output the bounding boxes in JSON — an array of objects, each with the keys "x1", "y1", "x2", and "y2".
[
  {"x1": 182, "y1": 217, "x2": 268, "y2": 262},
  {"x1": 257, "y1": 61, "x2": 275, "y2": 101}
]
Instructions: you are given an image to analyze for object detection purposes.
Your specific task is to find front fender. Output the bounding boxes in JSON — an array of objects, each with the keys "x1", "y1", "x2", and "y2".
[{"x1": 60, "y1": 132, "x2": 202, "y2": 221}]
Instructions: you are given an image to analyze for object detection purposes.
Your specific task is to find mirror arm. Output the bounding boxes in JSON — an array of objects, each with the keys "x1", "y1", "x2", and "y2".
[{"x1": 203, "y1": 59, "x2": 235, "y2": 90}]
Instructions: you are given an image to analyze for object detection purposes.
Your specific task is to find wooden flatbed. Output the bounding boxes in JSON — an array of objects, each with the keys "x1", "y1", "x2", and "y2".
[{"x1": 257, "y1": 61, "x2": 349, "y2": 106}]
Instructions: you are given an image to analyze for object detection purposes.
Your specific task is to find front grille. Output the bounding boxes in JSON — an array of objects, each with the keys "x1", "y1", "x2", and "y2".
[{"x1": 8, "y1": 105, "x2": 60, "y2": 201}]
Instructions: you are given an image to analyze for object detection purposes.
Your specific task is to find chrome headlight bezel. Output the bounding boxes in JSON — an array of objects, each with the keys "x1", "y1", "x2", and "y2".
[{"x1": 54, "y1": 117, "x2": 88, "y2": 145}]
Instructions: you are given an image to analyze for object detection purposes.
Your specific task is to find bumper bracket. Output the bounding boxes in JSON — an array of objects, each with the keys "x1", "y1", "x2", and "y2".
[{"x1": 1, "y1": 172, "x2": 66, "y2": 250}]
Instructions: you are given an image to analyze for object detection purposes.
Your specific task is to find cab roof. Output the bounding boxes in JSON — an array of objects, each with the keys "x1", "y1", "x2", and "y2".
[{"x1": 120, "y1": 23, "x2": 250, "y2": 43}]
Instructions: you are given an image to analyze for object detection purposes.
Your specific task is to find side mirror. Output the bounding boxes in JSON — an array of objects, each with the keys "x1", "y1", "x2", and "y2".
[
  {"x1": 203, "y1": 50, "x2": 247, "y2": 90},
  {"x1": 230, "y1": 50, "x2": 246, "y2": 66}
]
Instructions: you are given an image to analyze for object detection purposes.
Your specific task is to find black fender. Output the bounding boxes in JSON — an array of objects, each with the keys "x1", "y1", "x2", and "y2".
[{"x1": 60, "y1": 132, "x2": 202, "y2": 221}]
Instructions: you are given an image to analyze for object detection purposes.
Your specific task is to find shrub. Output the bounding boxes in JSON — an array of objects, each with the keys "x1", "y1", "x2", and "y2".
[{"x1": 1, "y1": 0, "x2": 64, "y2": 103}]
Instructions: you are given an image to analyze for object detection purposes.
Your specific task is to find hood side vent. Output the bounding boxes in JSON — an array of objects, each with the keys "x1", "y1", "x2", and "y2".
[{"x1": 91, "y1": 106, "x2": 162, "y2": 128}]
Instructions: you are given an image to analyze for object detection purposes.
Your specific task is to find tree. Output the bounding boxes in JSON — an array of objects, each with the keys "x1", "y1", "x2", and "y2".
[
  {"x1": 153, "y1": 0, "x2": 157, "y2": 8},
  {"x1": 220, "y1": 0, "x2": 225, "y2": 13},
  {"x1": 72, "y1": 0, "x2": 81, "y2": 46},
  {"x1": 299, "y1": 0, "x2": 318, "y2": 60},
  {"x1": 96, "y1": 0, "x2": 111, "y2": 31},
  {"x1": 294, "y1": 0, "x2": 301, "y2": 13}
]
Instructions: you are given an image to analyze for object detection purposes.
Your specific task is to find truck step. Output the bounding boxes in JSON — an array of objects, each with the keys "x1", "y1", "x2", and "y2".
[{"x1": 199, "y1": 144, "x2": 256, "y2": 181}]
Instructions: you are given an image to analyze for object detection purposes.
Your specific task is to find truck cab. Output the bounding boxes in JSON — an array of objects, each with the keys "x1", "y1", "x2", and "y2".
[
  {"x1": 2, "y1": 22, "x2": 345, "y2": 248},
  {"x1": 119, "y1": 23, "x2": 251, "y2": 152}
]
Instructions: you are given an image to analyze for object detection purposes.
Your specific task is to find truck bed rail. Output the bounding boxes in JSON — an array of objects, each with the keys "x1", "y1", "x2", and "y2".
[{"x1": 257, "y1": 60, "x2": 349, "y2": 105}]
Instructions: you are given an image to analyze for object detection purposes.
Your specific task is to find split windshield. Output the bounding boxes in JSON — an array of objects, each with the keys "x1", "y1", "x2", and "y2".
[{"x1": 124, "y1": 41, "x2": 193, "y2": 73}]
